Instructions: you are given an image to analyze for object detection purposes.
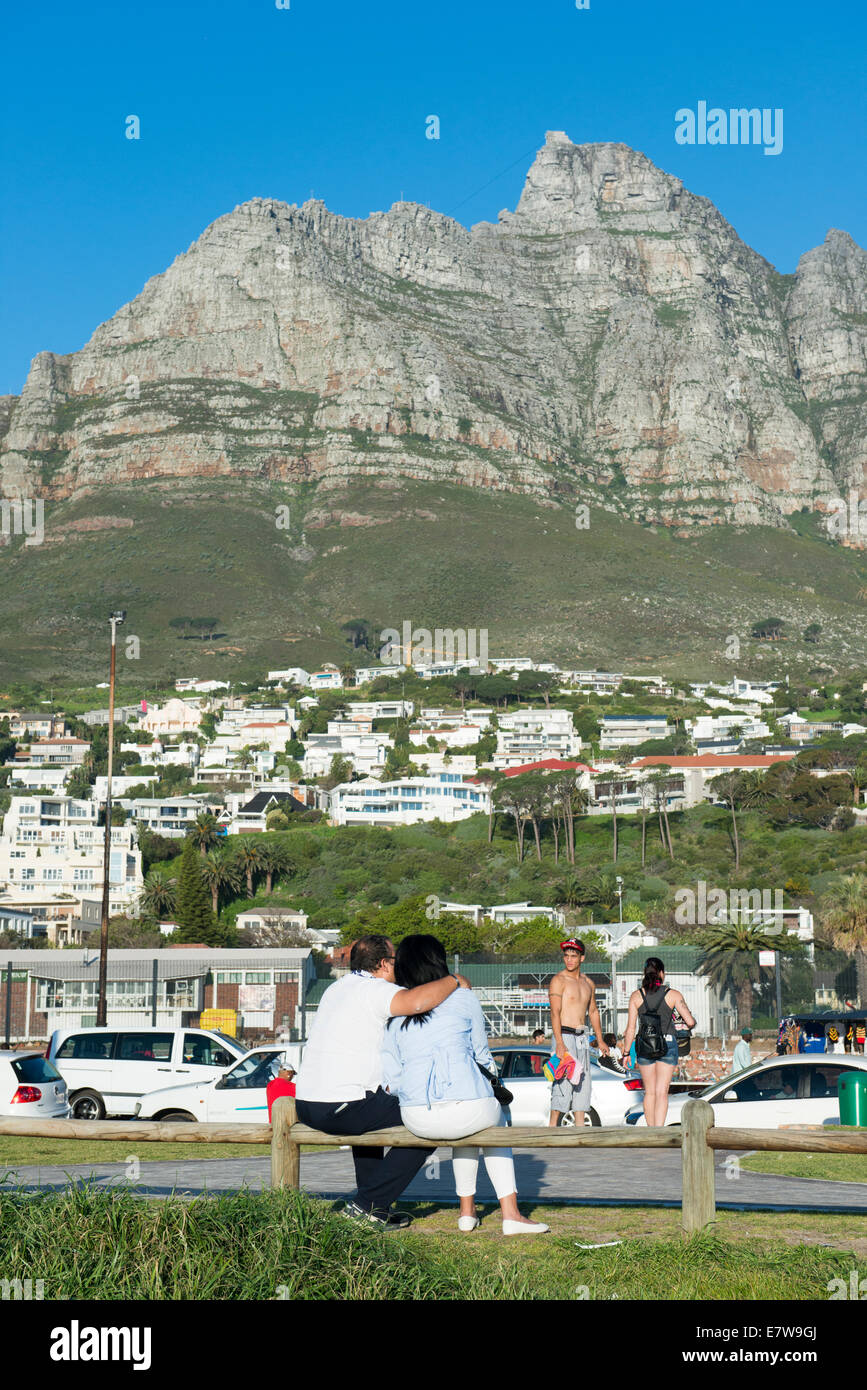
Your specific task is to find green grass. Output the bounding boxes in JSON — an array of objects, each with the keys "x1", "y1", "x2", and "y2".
[
  {"x1": 739, "y1": 1151, "x2": 867, "y2": 1183},
  {"x1": 0, "y1": 1187, "x2": 862, "y2": 1300},
  {"x1": 2, "y1": 474, "x2": 867, "y2": 684}
]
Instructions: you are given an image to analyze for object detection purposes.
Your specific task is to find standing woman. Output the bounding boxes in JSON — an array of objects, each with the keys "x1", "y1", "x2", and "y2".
[{"x1": 621, "y1": 957, "x2": 696, "y2": 1127}]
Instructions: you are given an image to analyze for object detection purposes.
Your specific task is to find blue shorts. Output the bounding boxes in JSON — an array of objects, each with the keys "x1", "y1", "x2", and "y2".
[{"x1": 636, "y1": 1034, "x2": 678, "y2": 1067}]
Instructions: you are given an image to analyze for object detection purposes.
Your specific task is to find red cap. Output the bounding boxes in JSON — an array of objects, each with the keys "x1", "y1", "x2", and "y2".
[{"x1": 560, "y1": 938, "x2": 585, "y2": 954}]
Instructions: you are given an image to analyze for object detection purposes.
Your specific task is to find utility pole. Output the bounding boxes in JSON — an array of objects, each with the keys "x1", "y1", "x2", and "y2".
[{"x1": 96, "y1": 611, "x2": 126, "y2": 1027}]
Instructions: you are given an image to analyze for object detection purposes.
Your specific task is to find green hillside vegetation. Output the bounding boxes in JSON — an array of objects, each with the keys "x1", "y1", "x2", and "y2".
[{"x1": 2, "y1": 476, "x2": 867, "y2": 683}]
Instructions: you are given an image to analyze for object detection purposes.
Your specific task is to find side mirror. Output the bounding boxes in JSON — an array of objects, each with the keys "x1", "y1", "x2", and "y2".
[
  {"x1": 723, "y1": 1090, "x2": 738, "y2": 1102},
  {"x1": 214, "y1": 1077, "x2": 227, "y2": 1090}
]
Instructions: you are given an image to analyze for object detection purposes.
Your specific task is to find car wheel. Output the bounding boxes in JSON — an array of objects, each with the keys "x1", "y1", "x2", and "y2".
[
  {"x1": 70, "y1": 1090, "x2": 105, "y2": 1121},
  {"x1": 559, "y1": 1109, "x2": 601, "y2": 1128},
  {"x1": 158, "y1": 1112, "x2": 196, "y2": 1123}
]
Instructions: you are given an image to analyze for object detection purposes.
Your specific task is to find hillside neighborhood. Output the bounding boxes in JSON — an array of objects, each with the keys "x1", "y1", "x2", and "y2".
[{"x1": 1, "y1": 652, "x2": 865, "y2": 1049}]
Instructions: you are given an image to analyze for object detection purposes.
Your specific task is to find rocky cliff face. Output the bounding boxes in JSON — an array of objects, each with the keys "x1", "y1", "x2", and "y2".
[{"x1": 2, "y1": 132, "x2": 865, "y2": 536}]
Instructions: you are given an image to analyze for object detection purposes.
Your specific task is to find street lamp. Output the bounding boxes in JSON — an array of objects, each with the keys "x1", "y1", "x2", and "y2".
[{"x1": 96, "y1": 611, "x2": 126, "y2": 1027}]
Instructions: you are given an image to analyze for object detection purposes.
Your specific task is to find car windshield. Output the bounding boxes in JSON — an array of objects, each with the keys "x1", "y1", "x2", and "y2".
[
  {"x1": 222, "y1": 1051, "x2": 282, "y2": 1089},
  {"x1": 213, "y1": 1031, "x2": 245, "y2": 1055}
]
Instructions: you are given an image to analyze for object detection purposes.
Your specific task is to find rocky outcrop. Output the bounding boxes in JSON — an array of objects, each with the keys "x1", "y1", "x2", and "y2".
[{"x1": 2, "y1": 132, "x2": 865, "y2": 536}]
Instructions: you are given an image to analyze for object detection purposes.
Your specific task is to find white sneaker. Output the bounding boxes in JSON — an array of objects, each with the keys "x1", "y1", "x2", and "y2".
[
  {"x1": 502, "y1": 1219, "x2": 550, "y2": 1235},
  {"x1": 458, "y1": 1214, "x2": 480, "y2": 1232}
]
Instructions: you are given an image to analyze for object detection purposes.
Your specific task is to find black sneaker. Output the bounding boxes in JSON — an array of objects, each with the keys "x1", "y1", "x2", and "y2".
[{"x1": 340, "y1": 1201, "x2": 412, "y2": 1229}]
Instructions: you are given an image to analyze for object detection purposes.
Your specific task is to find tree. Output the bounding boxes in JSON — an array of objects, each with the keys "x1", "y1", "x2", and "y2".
[
  {"x1": 234, "y1": 837, "x2": 264, "y2": 898},
  {"x1": 258, "y1": 841, "x2": 291, "y2": 894},
  {"x1": 174, "y1": 838, "x2": 219, "y2": 943},
  {"x1": 820, "y1": 874, "x2": 867, "y2": 1011},
  {"x1": 200, "y1": 847, "x2": 242, "y2": 916},
  {"x1": 647, "y1": 767, "x2": 675, "y2": 858},
  {"x1": 804, "y1": 622, "x2": 822, "y2": 643},
  {"x1": 265, "y1": 809, "x2": 290, "y2": 832},
  {"x1": 139, "y1": 867, "x2": 177, "y2": 921},
  {"x1": 550, "y1": 768, "x2": 588, "y2": 865},
  {"x1": 751, "y1": 617, "x2": 784, "y2": 640},
  {"x1": 697, "y1": 922, "x2": 786, "y2": 1028},
  {"x1": 494, "y1": 775, "x2": 535, "y2": 863},
  {"x1": 322, "y1": 754, "x2": 354, "y2": 791},
  {"x1": 187, "y1": 811, "x2": 220, "y2": 856},
  {"x1": 708, "y1": 769, "x2": 746, "y2": 869}
]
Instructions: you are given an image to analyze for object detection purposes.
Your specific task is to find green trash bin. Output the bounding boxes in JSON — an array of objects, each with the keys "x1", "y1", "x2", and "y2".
[{"x1": 838, "y1": 1072, "x2": 867, "y2": 1127}]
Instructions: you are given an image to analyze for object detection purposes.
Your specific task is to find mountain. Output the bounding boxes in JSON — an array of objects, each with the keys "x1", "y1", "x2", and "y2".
[{"x1": 1, "y1": 133, "x2": 866, "y2": 682}]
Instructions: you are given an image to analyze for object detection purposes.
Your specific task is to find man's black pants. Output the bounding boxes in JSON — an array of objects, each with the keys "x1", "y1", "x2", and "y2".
[{"x1": 296, "y1": 1089, "x2": 433, "y2": 1215}]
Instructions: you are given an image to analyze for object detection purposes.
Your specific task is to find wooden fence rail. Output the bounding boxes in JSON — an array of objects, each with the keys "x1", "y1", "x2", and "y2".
[{"x1": 2, "y1": 1100, "x2": 865, "y2": 1235}]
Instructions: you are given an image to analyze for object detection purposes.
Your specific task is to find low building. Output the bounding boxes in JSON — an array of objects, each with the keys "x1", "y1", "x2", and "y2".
[
  {"x1": 599, "y1": 715, "x2": 674, "y2": 749},
  {"x1": 0, "y1": 948, "x2": 316, "y2": 1042},
  {"x1": 225, "y1": 790, "x2": 308, "y2": 834}
]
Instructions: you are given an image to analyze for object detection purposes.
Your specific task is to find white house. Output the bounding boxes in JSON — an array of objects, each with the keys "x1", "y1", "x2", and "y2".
[
  {"x1": 345, "y1": 700, "x2": 414, "y2": 720},
  {"x1": 599, "y1": 715, "x2": 673, "y2": 749},
  {"x1": 488, "y1": 902, "x2": 566, "y2": 929},
  {"x1": 307, "y1": 668, "x2": 344, "y2": 690},
  {"x1": 329, "y1": 774, "x2": 491, "y2": 826},
  {"x1": 494, "y1": 709, "x2": 581, "y2": 769},
  {"x1": 140, "y1": 699, "x2": 203, "y2": 737},
  {"x1": 267, "y1": 668, "x2": 310, "y2": 686},
  {"x1": 353, "y1": 666, "x2": 407, "y2": 686}
]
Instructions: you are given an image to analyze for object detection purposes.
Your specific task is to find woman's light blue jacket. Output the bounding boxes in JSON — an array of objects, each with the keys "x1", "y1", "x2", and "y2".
[{"x1": 381, "y1": 987, "x2": 496, "y2": 1108}]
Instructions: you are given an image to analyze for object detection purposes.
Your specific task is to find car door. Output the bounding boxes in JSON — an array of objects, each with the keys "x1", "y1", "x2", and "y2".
[
  {"x1": 501, "y1": 1050, "x2": 550, "y2": 1127},
  {"x1": 205, "y1": 1049, "x2": 282, "y2": 1123},
  {"x1": 110, "y1": 1032, "x2": 175, "y2": 1113},
  {"x1": 797, "y1": 1062, "x2": 863, "y2": 1125},
  {"x1": 710, "y1": 1064, "x2": 808, "y2": 1129},
  {"x1": 177, "y1": 1031, "x2": 239, "y2": 1084}
]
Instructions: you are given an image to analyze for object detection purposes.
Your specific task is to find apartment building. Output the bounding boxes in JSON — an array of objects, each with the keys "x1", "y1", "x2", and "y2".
[
  {"x1": 330, "y1": 774, "x2": 491, "y2": 826},
  {"x1": 0, "y1": 796, "x2": 143, "y2": 915},
  {"x1": 599, "y1": 715, "x2": 674, "y2": 749},
  {"x1": 493, "y1": 709, "x2": 581, "y2": 769}
]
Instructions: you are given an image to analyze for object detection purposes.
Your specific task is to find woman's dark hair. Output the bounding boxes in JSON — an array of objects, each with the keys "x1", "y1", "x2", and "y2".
[
  {"x1": 391, "y1": 934, "x2": 449, "y2": 1029},
  {"x1": 642, "y1": 956, "x2": 665, "y2": 992}
]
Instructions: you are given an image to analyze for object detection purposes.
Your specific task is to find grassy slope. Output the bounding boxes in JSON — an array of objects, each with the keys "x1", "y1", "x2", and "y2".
[
  {"x1": 739, "y1": 1152, "x2": 867, "y2": 1183},
  {"x1": 2, "y1": 477, "x2": 866, "y2": 684},
  {"x1": 0, "y1": 1186, "x2": 862, "y2": 1299}
]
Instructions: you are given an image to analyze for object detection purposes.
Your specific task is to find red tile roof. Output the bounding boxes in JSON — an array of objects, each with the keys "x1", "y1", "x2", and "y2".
[{"x1": 501, "y1": 758, "x2": 600, "y2": 777}]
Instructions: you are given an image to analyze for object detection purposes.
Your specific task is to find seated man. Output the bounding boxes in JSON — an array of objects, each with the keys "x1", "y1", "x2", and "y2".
[{"x1": 294, "y1": 934, "x2": 469, "y2": 1229}]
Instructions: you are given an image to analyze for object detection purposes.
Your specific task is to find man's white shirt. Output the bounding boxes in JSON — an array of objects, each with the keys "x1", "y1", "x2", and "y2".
[{"x1": 295, "y1": 972, "x2": 401, "y2": 1102}]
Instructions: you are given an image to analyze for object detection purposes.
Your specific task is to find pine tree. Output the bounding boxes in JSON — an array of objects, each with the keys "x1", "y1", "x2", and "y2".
[{"x1": 175, "y1": 837, "x2": 218, "y2": 944}]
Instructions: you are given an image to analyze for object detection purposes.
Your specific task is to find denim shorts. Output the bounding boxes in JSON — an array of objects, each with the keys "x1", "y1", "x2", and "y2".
[{"x1": 636, "y1": 1034, "x2": 678, "y2": 1067}]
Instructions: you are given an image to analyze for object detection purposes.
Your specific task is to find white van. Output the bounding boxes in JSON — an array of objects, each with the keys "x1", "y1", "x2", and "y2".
[{"x1": 47, "y1": 1026, "x2": 247, "y2": 1119}]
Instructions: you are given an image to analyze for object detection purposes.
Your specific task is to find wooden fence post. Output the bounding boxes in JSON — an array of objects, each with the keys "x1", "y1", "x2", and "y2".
[
  {"x1": 681, "y1": 1098, "x2": 716, "y2": 1235},
  {"x1": 271, "y1": 1096, "x2": 300, "y2": 1191}
]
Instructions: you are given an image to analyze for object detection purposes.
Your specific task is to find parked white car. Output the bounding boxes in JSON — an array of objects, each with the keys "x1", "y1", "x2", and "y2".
[
  {"x1": 625, "y1": 1053, "x2": 867, "y2": 1128},
  {"x1": 47, "y1": 1026, "x2": 247, "y2": 1119},
  {"x1": 490, "y1": 1045, "x2": 642, "y2": 1127},
  {"x1": 1, "y1": 1050, "x2": 69, "y2": 1118},
  {"x1": 135, "y1": 1047, "x2": 289, "y2": 1123}
]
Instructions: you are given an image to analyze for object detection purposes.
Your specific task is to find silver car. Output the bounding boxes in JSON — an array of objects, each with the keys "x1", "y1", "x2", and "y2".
[{"x1": 0, "y1": 1050, "x2": 69, "y2": 1118}]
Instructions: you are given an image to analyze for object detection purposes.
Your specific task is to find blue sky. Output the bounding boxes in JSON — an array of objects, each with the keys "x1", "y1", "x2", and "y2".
[{"x1": 1, "y1": 0, "x2": 864, "y2": 395}]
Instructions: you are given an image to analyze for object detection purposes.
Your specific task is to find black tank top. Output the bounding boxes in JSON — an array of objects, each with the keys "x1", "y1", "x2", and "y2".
[{"x1": 638, "y1": 986, "x2": 675, "y2": 1036}]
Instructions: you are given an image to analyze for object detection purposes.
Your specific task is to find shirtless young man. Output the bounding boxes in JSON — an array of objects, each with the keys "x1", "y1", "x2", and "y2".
[{"x1": 548, "y1": 938, "x2": 609, "y2": 1126}]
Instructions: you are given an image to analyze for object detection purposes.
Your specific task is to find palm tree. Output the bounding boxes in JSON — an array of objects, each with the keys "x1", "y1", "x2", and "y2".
[
  {"x1": 187, "y1": 811, "x2": 220, "y2": 856},
  {"x1": 200, "y1": 847, "x2": 243, "y2": 916},
  {"x1": 697, "y1": 922, "x2": 782, "y2": 1028},
  {"x1": 708, "y1": 769, "x2": 745, "y2": 870},
  {"x1": 234, "y1": 837, "x2": 264, "y2": 897},
  {"x1": 139, "y1": 867, "x2": 177, "y2": 921},
  {"x1": 258, "y1": 842, "x2": 291, "y2": 895},
  {"x1": 821, "y1": 874, "x2": 867, "y2": 1009}
]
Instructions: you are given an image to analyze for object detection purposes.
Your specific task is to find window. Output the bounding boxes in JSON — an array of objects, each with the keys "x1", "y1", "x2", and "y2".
[
  {"x1": 274, "y1": 971, "x2": 295, "y2": 983},
  {"x1": 116, "y1": 1033, "x2": 173, "y2": 1062},
  {"x1": 182, "y1": 1034, "x2": 234, "y2": 1068},
  {"x1": 725, "y1": 1066, "x2": 807, "y2": 1103},
  {"x1": 221, "y1": 1050, "x2": 281, "y2": 1090},
  {"x1": 245, "y1": 972, "x2": 271, "y2": 985},
  {"x1": 12, "y1": 1056, "x2": 63, "y2": 1084},
  {"x1": 807, "y1": 1064, "x2": 862, "y2": 1099},
  {"x1": 56, "y1": 1032, "x2": 115, "y2": 1060},
  {"x1": 165, "y1": 978, "x2": 197, "y2": 1008},
  {"x1": 216, "y1": 972, "x2": 242, "y2": 985}
]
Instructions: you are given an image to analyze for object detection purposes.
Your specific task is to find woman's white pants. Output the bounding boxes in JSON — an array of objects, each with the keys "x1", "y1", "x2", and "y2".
[{"x1": 401, "y1": 1095, "x2": 517, "y2": 1200}]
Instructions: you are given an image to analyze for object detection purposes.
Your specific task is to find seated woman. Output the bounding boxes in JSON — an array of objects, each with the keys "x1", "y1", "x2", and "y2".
[{"x1": 382, "y1": 934, "x2": 548, "y2": 1236}]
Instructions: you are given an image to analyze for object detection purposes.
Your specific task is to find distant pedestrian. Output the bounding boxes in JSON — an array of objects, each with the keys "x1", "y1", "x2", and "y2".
[
  {"x1": 531, "y1": 1027, "x2": 546, "y2": 1073},
  {"x1": 731, "y1": 1028, "x2": 753, "y2": 1073},
  {"x1": 621, "y1": 957, "x2": 696, "y2": 1127}
]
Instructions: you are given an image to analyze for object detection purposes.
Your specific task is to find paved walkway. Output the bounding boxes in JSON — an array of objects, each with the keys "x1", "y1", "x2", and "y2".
[{"x1": 3, "y1": 1148, "x2": 866, "y2": 1213}]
